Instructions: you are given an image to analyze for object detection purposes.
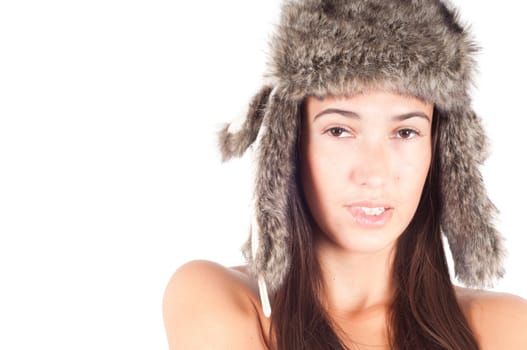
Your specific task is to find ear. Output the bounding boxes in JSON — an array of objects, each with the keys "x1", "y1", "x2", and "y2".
[{"x1": 217, "y1": 86, "x2": 273, "y2": 162}]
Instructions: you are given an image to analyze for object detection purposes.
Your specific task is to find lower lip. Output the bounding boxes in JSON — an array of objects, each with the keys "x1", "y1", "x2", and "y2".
[{"x1": 346, "y1": 207, "x2": 394, "y2": 227}]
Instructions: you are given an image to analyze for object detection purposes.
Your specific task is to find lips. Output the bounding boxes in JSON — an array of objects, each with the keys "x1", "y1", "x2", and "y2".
[{"x1": 345, "y1": 201, "x2": 394, "y2": 227}]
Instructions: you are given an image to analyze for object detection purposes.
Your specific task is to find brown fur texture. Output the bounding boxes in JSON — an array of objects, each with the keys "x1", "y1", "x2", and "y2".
[
  {"x1": 218, "y1": 0, "x2": 505, "y2": 292},
  {"x1": 218, "y1": 86, "x2": 272, "y2": 161}
]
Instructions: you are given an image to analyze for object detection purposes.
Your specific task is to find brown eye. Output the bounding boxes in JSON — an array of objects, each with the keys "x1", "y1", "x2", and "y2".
[
  {"x1": 396, "y1": 128, "x2": 419, "y2": 140},
  {"x1": 327, "y1": 127, "x2": 349, "y2": 138}
]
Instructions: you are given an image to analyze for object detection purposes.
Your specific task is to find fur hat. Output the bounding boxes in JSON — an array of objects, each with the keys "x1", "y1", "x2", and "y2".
[{"x1": 218, "y1": 0, "x2": 505, "y2": 317}]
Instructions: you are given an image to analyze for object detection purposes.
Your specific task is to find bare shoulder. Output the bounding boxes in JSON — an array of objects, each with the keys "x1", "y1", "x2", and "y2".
[
  {"x1": 162, "y1": 260, "x2": 270, "y2": 350},
  {"x1": 455, "y1": 286, "x2": 527, "y2": 349}
]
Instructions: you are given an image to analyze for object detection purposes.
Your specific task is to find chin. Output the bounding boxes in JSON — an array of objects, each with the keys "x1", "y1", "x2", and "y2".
[{"x1": 319, "y1": 228, "x2": 402, "y2": 256}]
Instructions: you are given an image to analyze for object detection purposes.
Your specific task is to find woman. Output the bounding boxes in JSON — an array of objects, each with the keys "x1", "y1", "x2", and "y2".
[{"x1": 163, "y1": 0, "x2": 527, "y2": 348}]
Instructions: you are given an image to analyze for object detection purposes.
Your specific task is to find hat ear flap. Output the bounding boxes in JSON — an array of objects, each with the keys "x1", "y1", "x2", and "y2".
[
  {"x1": 241, "y1": 91, "x2": 300, "y2": 293},
  {"x1": 217, "y1": 86, "x2": 273, "y2": 161},
  {"x1": 440, "y1": 108, "x2": 506, "y2": 287}
]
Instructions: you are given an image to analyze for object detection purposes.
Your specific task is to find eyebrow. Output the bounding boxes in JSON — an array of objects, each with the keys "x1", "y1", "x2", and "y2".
[{"x1": 313, "y1": 108, "x2": 431, "y2": 123}]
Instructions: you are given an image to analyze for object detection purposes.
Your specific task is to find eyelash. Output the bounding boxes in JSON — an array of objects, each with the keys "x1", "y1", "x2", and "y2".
[{"x1": 325, "y1": 127, "x2": 421, "y2": 140}]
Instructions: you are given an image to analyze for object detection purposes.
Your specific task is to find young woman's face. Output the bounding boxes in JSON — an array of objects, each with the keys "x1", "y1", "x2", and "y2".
[{"x1": 300, "y1": 91, "x2": 434, "y2": 254}]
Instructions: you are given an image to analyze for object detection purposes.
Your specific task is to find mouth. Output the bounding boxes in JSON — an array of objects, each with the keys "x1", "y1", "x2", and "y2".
[
  {"x1": 356, "y1": 206, "x2": 386, "y2": 216},
  {"x1": 345, "y1": 202, "x2": 394, "y2": 227}
]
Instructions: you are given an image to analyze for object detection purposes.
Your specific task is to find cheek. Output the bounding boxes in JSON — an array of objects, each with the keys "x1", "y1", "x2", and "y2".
[
  {"x1": 392, "y1": 145, "x2": 431, "y2": 201},
  {"x1": 300, "y1": 144, "x2": 346, "y2": 221},
  {"x1": 302, "y1": 144, "x2": 346, "y2": 192},
  {"x1": 301, "y1": 150, "x2": 327, "y2": 202}
]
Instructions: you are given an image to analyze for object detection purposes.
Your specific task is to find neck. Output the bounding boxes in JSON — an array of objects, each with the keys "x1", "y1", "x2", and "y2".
[{"x1": 315, "y1": 235, "x2": 396, "y2": 317}]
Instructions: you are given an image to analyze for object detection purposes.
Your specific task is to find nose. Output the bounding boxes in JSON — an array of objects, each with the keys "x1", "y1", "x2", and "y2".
[{"x1": 351, "y1": 140, "x2": 390, "y2": 188}]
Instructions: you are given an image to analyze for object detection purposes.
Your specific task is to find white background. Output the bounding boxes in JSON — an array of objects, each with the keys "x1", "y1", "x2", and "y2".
[{"x1": 0, "y1": 1, "x2": 525, "y2": 349}]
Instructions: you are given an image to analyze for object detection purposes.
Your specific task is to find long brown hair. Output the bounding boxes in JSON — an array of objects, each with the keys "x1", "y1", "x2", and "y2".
[{"x1": 268, "y1": 106, "x2": 480, "y2": 350}]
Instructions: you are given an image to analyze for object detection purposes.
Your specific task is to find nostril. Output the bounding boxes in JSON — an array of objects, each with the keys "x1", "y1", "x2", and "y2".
[
  {"x1": 353, "y1": 161, "x2": 389, "y2": 188},
  {"x1": 357, "y1": 175, "x2": 386, "y2": 188}
]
